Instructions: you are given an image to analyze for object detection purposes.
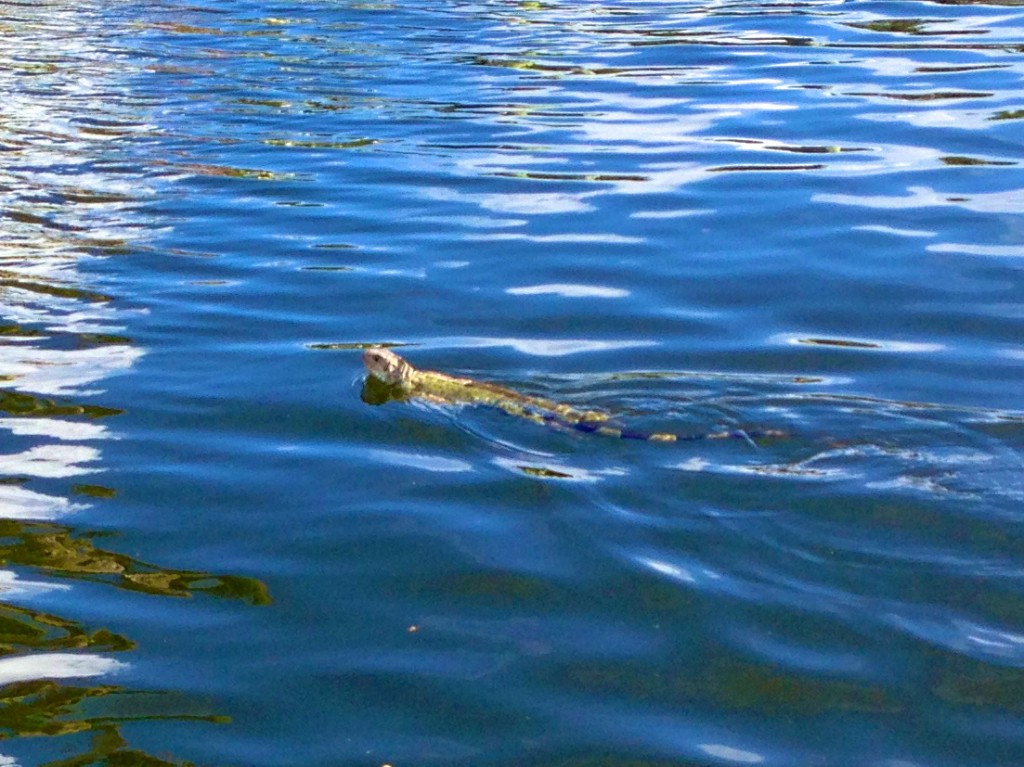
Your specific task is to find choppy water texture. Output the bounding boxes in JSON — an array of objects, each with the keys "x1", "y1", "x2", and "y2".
[{"x1": 1, "y1": 0, "x2": 1023, "y2": 765}]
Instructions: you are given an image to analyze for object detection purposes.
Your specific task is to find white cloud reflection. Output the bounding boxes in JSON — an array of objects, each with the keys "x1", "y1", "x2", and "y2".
[
  {"x1": 506, "y1": 283, "x2": 629, "y2": 298},
  {"x1": 458, "y1": 337, "x2": 656, "y2": 356},
  {"x1": 0, "y1": 485, "x2": 84, "y2": 520},
  {"x1": 0, "y1": 418, "x2": 110, "y2": 441},
  {"x1": 0, "y1": 569, "x2": 71, "y2": 597},
  {"x1": 854, "y1": 225, "x2": 935, "y2": 239},
  {"x1": 480, "y1": 192, "x2": 595, "y2": 215},
  {"x1": 368, "y1": 449, "x2": 473, "y2": 473},
  {"x1": 927, "y1": 243, "x2": 1024, "y2": 258},
  {"x1": 0, "y1": 444, "x2": 101, "y2": 478},
  {"x1": 815, "y1": 185, "x2": 1024, "y2": 215},
  {"x1": 0, "y1": 344, "x2": 143, "y2": 397},
  {"x1": 0, "y1": 653, "x2": 126, "y2": 686},
  {"x1": 699, "y1": 744, "x2": 765, "y2": 764},
  {"x1": 0, "y1": 0, "x2": 149, "y2": 537}
]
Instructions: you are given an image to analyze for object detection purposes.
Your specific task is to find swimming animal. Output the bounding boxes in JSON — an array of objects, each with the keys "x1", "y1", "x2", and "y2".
[{"x1": 362, "y1": 347, "x2": 784, "y2": 444}]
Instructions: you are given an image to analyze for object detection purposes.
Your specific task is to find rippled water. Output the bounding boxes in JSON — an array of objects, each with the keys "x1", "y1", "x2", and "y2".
[{"x1": 2, "y1": 1, "x2": 1023, "y2": 765}]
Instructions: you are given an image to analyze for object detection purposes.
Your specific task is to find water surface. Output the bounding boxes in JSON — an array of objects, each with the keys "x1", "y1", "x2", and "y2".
[{"x1": 2, "y1": 1, "x2": 1023, "y2": 765}]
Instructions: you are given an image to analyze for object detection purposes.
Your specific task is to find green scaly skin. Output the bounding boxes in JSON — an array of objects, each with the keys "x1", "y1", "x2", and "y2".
[{"x1": 362, "y1": 347, "x2": 784, "y2": 443}]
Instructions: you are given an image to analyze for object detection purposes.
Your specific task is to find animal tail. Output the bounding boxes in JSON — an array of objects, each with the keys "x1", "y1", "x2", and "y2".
[{"x1": 543, "y1": 414, "x2": 785, "y2": 444}]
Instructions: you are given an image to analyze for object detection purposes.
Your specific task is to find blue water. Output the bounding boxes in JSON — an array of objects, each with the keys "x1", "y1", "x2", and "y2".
[{"x1": 2, "y1": 1, "x2": 1024, "y2": 765}]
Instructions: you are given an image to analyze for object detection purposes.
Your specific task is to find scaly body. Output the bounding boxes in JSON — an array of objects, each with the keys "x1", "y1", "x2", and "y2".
[{"x1": 362, "y1": 347, "x2": 783, "y2": 443}]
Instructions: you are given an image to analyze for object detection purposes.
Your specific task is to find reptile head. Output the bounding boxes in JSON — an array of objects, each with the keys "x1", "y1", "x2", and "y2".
[{"x1": 363, "y1": 347, "x2": 414, "y2": 385}]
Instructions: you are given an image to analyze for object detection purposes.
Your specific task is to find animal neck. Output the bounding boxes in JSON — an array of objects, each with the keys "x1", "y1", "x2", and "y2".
[{"x1": 395, "y1": 358, "x2": 417, "y2": 385}]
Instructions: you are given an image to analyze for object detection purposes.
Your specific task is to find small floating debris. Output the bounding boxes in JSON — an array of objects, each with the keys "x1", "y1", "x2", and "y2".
[
  {"x1": 708, "y1": 163, "x2": 826, "y2": 173},
  {"x1": 990, "y1": 109, "x2": 1024, "y2": 121},
  {"x1": 72, "y1": 484, "x2": 117, "y2": 499},
  {"x1": 777, "y1": 335, "x2": 942, "y2": 353},
  {"x1": 517, "y1": 465, "x2": 575, "y2": 479},
  {"x1": 264, "y1": 137, "x2": 378, "y2": 149},
  {"x1": 800, "y1": 337, "x2": 881, "y2": 350},
  {"x1": 941, "y1": 155, "x2": 1015, "y2": 167},
  {"x1": 308, "y1": 341, "x2": 407, "y2": 351},
  {"x1": 851, "y1": 90, "x2": 991, "y2": 101},
  {"x1": 151, "y1": 160, "x2": 296, "y2": 181}
]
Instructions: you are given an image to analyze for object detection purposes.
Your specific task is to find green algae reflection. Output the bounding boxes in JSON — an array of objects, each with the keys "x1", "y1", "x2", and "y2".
[
  {"x1": 0, "y1": 520, "x2": 270, "y2": 605},
  {"x1": 0, "y1": 602, "x2": 133, "y2": 658},
  {"x1": 0, "y1": 519, "x2": 268, "y2": 764},
  {"x1": 0, "y1": 390, "x2": 122, "y2": 420},
  {"x1": 0, "y1": 680, "x2": 225, "y2": 766}
]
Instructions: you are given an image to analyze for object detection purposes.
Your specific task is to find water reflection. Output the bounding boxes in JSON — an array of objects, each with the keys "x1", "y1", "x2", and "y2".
[
  {"x1": 0, "y1": 654, "x2": 125, "y2": 687},
  {"x1": 0, "y1": 519, "x2": 269, "y2": 604},
  {"x1": 0, "y1": 677, "x2": 225, "y2": 765},
  {"x1": 1, "y1": 2, "x2": 267, "y2": 763},
  {"x1": 815, "y1": 185, "x2": 1024, "y2": 214},
  {"x1": 22, "y1": 0, "x2": 1024, "y2": 765}
]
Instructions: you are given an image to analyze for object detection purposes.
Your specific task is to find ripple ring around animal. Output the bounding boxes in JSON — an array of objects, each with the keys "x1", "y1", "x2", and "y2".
[{"x1": 362, "y1": 347, "x2": 786, "y2": 445}]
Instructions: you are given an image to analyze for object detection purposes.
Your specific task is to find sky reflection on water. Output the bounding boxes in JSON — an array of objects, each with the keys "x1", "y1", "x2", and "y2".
[{"x1": 2, "y1": 1, "x2": 1024, "y2": 766}]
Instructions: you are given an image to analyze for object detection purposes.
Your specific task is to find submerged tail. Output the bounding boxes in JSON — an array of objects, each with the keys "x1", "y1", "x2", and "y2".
[{"x1": 541, "y1": 414, "x2": 785, "y2": 445}]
